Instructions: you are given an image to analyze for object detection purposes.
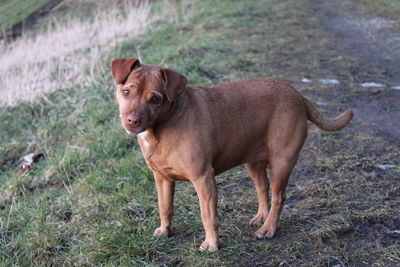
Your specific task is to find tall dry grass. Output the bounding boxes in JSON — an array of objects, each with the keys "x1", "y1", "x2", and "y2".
[{"x1": 0, "y1": 1, "x2": 152, "y2": 107}]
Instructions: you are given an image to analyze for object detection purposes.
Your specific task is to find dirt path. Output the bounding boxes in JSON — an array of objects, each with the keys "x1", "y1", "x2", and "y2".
[
  {"x1": 281, "y1": 2, "x2": 400, "y2": 265},
  {"x1": 310, "y1": 0, "x2": 400, "y2": 140},
  {"x1": 311, "y1": 0, "x2": 400, "y2": 83}
]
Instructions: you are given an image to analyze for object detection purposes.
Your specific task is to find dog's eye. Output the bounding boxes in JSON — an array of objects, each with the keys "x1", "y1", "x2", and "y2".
[
  {"x1": 149, "y1": 95, "x2": 162, "y2": 105},
  {"x1": 122, "y1": 89, "x2": 130, "y2": 97}
]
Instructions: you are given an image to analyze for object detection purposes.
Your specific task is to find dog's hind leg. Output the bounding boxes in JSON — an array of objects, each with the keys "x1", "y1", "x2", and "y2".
[
  {"x1": 254, "y1": 155, "x2": 297, "y2": 239},
  {"x1": 245, "y1": 160, "x2": 270, "y2": 226},
  {"x1": 254, "y1": 107, "x2": 308, "y2": 239}
]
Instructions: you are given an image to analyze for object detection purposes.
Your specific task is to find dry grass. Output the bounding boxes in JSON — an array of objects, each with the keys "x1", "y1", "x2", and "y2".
[{"x1": 0, "y1": 0, "x2": 152, "y2": 107}]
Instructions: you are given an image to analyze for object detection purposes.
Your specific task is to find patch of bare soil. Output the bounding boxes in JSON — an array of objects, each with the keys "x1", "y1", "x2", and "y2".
[
  {"x1": 306, "y1": 87, "x2": 400, "y2": 144},
  {"x1": 274, "y1": 84, "x2": 400, "y2": 265},
  {"x1": 310, "y1": 0, "x2": 400, "y2": 83},
  {"x1": 307, "y1": 0, "x2": 400, "y2": 158}
]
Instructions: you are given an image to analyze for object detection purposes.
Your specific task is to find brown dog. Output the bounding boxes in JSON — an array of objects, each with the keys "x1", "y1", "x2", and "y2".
[{"x1": 111, "y1": 58, "x2": 353, "y2": 252}]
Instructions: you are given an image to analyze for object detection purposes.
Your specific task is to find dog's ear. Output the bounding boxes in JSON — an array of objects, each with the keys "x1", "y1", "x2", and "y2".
[
  {"x1": 161, "y1": 68, "x2": 187, "y2": 101},
  {"x1": 111, "y1": 58, "x2": 141, "y2": 84}
]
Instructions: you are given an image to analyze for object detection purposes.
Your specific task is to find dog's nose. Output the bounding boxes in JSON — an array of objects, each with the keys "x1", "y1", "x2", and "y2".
[{"x1": 127, "y1": 114, "x2": 140, "y2": 126}]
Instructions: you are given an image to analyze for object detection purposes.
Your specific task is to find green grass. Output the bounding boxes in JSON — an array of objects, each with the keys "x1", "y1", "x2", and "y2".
[
  {"x1": 0, "y1": 0, "x2": 51, "y2": 33},
  {"x1": 1, "y1": 0, "x2": 399, "y2": 265}
]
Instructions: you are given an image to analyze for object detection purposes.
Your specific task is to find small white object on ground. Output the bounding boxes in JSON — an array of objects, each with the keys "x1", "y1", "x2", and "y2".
[
  {"x1": 360, "y1": 82, "x2": 386, "y2": 88},
  {"x1": 316, "y1": 101, "x2": 328, "y2": 106},
  {"x1": 320, "y1": 79, "x2": 340, "y2": 84},
  {"x1": 388, "y1": 230, "x2": 400, "y2": 234},
  {"x1": 302, "y1": 78, "x2": 313, "y2": 83},
  {"x1": 392, "y1": 86, "x2": 400, "y2": 90},
  {"x1": 376, "y1": 164, "x2": 396, "y2": 170}
]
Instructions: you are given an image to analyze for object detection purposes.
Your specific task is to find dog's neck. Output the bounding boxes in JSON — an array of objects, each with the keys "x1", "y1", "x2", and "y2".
[
  {"x1": 141, "y1": 89, "x2": 190, "y2": 148},
  {"x1": 152, "y1": 100, "x2": 178, "y2": 130},
  {"x1": 154, "y1": 88, "x2": 190, "y2": 130}
]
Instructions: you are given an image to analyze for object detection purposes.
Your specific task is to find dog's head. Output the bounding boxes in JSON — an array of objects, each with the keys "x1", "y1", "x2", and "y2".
[{"x1": 111, "y1": 58, "x2": 187, "y2": 135}]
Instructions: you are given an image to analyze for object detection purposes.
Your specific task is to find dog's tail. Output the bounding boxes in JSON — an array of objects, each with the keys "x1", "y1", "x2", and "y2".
[{"x1": 303, "y1": 97, "x2": 353, "y2": 131}]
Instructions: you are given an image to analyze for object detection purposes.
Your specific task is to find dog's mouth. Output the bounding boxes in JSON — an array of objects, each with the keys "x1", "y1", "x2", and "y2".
[
  {"x1": 123, "y1": 127, "x2": 143, "y2": 136},
  {"x1": 122, "y1": 124, "x2": 147, "y2": 136},
  {"x1": 124, "y1": 128, "x2": 134, "y2": 135}
]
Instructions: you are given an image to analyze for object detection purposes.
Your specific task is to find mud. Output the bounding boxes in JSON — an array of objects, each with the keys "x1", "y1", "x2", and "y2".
[
  {"x1": 311, "y1": 0, "x2": 400, "y2": 83},
  {"x1": 304, "y1": 87, "x2": 400, "y2": 142},
  {"x1": 277, "y1": 1, "x2": 400, "y2": 264},
  {"x1": 308, "y1": 0, "x2": 400, "y2": 145}
]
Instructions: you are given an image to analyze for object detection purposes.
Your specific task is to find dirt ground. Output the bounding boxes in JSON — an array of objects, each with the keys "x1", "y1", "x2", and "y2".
[
  {"x1": 311, "y1": 0, "x2": 400, "y2": 138},
  {"x1": 308, "y1": 0, "x2": 400, "y2": 152},
  {"x1": 312, "y1": 0, "x2": 400, "y2": 83},
  {"x1": 275, "y1": 0, "x2": 400, "y2": 265}
]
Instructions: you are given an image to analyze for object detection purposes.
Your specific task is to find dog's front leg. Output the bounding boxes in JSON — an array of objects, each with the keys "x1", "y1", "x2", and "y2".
[
  {"x1": 192, "y1": 169, "x2": 219, "y2": 252},
  {"x1": 153, "y1": 172, "x2": 175, "y2": 237}
]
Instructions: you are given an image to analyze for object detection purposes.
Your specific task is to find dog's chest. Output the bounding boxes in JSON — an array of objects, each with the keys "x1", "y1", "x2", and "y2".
[
  {"x1": 137, "y1": 131, "x2": 151, "y2": 150},
  {"x1": 137, "y1": 131, "x2": 184, "y2": 179},
  {"x1": 137, "y1": 131, "x2": 161, "y2": 171},
  {"x1": 137, "y1": 130, "x2": 154, "y2": 159}
]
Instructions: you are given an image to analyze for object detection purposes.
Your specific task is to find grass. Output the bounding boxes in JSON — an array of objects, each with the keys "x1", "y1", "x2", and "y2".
[
  {"x1": 1, "y1": 0, "x2": 400, "y2": 266},
  {"x1": 0, "y1": 0, "x2": 51, "y2": 33}
]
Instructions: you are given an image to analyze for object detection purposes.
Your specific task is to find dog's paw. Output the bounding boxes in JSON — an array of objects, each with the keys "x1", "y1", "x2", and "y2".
[
  {"x1": 249, "y1": 213, "x2": 268, "y2": 227},
  {"x1": 255, "y1": 227, "x2": 276, "y2": 239},
  {"x1": 153, "y1": 226, "x2": 172, "y2": 237},
  {"x1": 199, "y1": 240, "x2": 219, "y2": 252}
]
